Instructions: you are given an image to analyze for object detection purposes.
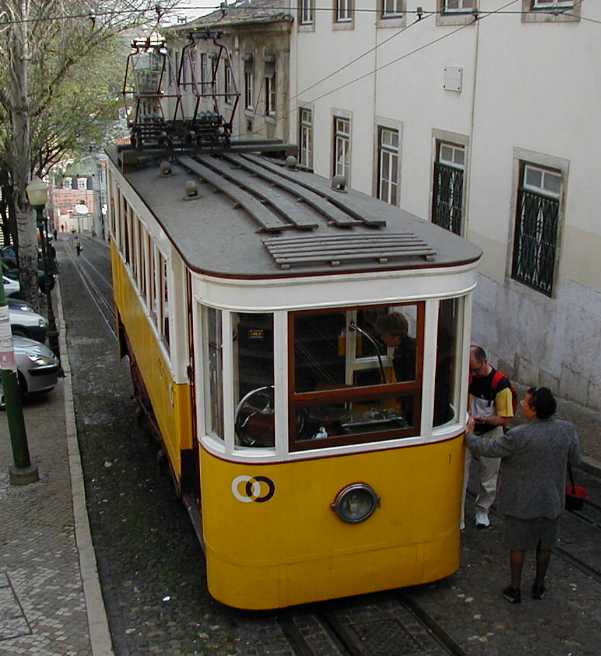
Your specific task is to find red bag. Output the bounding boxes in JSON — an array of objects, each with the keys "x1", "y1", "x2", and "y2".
[{"x1": 565, "y1": 464, "x2": 587, "y2": 511}]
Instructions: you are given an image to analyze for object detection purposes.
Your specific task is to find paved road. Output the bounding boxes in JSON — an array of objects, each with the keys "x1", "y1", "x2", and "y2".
[{"x1": 57, "y1": 234, "x2": 601, "y2": 656}]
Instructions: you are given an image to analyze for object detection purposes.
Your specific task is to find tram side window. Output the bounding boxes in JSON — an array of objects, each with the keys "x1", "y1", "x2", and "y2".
[
  {"x1": 158, "y1": 252, "x2": 170, "y2": 348},
  {"x1": 151, "y1": 245, "x2": 160, "y2": 327},
  {"x1": 139, "y1": 224, "x2": 147, "y2": 301},
  {"x1": 290, "y1": 303, "x2": 423, "y2": 450},
  {"x1": 132, "y1": 215, "x2": 139, "y2": 283},
  {"x1": 122, "y1": 198, "x2": 130, "y2": 263},
  {"x1": 232, "y1": 313, "x2": 275, "y2": 448},
  {"x1": 204, "y1": 307, "x2": 224, "y2": 440},
  {"x1": 433, "y1": 297, "x2": 463, "y2": 427}
]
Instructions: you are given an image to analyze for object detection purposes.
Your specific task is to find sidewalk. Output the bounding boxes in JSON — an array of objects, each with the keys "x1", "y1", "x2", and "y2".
[
  {"x1": 1, "y1": 281, "x2": 600, "y2": 656},
  {"x1": 0, "y1": 285, "x2": 112, "y2": 656}
]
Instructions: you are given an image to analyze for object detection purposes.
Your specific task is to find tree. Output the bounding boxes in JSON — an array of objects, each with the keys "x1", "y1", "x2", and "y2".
[{"x1": 0, "y1": 1, "x2": 179, "y2": 308}]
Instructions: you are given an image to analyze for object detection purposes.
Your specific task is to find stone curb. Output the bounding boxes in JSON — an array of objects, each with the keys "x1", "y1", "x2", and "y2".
[
  {"x1": 55, "y1": 280, "x2": 114, "y2": 656},
  {"x1": 578, "y1": 455, "x2": 601, "y2": 478}
]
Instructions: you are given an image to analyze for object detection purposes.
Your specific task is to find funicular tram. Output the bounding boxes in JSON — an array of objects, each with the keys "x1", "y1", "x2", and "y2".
[{"x1": 108, "y1": 32, "x2": 482, "y2": 610}]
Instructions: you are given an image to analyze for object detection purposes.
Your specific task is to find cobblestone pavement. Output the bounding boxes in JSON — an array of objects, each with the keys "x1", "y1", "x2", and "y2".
[{"x1": 0, "y1": 382, "x2": 93, "y2": 655}]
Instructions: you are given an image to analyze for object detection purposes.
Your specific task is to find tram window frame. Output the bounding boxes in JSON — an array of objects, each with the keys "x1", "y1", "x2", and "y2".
[
  {"x1": 288, "y1": 302, "x2": 424, "y2": 452},
  {"x1": 132, "y1": 215, "x2": 139, "y2": 284},
  {"x1": 138, "y1": 222, "x2": 147, "y2": 301},
  {"x1": 203, "y1": 306, "x2": 224, "y2": 441},
  {"x1": 123, "y1": 199, "x2": 131, "y2": 265}
]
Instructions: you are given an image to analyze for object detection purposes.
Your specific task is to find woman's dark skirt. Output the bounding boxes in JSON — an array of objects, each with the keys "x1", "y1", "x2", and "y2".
[{"x1": 504, "y1": 515, "x2": 559, "y2": 550}]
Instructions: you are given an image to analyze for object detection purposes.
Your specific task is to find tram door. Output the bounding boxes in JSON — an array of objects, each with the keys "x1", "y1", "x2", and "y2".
[{"x1": 185, "y1": 271, "x2": 200, "y2": 500}]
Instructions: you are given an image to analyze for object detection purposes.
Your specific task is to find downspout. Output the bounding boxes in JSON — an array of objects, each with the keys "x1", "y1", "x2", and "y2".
[{"x1": 466, "y1": 12, "x2": 480, "y2": 238}]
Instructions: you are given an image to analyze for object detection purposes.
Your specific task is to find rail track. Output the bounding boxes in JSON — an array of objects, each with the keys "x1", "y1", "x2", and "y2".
[{"x1": 62, "y1": 236, "x2": 117, "y2": 340}]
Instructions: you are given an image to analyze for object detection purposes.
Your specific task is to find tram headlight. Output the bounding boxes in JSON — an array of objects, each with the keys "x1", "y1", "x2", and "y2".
[{"x1": 331, "y1": 483, "x2": 380, "y2": 524}]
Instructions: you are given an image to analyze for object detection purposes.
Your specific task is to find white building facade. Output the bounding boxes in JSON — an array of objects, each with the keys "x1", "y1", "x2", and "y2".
[{"x1": 288, "y1": 0, "x2": 601, "y2": 410}]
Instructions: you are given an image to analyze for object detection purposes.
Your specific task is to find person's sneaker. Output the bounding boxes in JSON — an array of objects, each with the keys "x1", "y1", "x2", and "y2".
[
  {"x1": 475, "y1": 510, "x2": 490, "y2": 528},
  {"x1": 531, "y1": 584, "x2": 546, "y2": 600},
  {"x1": 503, "y1": 586, "x2": 521, "y2": 604}
]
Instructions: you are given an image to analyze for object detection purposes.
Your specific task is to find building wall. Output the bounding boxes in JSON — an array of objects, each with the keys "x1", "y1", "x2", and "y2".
[
  {"x1": 290, "y1": 0, "x2": 601, "y2": 409},
  {"x1": 165, "y1": 21, "x2": 291, "y2": 142}
]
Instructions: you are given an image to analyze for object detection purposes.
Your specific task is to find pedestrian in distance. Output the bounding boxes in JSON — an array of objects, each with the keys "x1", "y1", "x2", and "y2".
[
  {"x1": 465, "y1": 387, "x2": 581, "y2": 603},
  {"x1": 74, "y1": 236, "x2": 81, "y2": 257},
  {"x1": 461, "y1": 345, "x2": 514, "y2": 529}
]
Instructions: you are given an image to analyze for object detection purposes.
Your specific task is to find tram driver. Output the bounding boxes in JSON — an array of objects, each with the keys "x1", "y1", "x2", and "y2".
[{"x1": 376, "y1": 312, "x2": 416, "y2": 382}]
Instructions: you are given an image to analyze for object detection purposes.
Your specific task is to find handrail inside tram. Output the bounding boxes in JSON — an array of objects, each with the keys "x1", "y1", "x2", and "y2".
[{"x1": 348, "y1": 321, "x2": 386, "y2": 385}]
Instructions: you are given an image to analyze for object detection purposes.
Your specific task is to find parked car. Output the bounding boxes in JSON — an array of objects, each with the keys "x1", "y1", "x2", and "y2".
[
  {"x1": 2, "y1": 274, "x2": 20, "y2": 297},
  {"x1": 9, "y1": 302, "x2": 48, "y2": 342},
  {"x1": 0, "y1": 336, "x2": 59, "y2": 408}
]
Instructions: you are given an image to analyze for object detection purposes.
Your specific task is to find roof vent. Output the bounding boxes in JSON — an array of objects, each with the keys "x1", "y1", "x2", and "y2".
[
  {"x1": 159, "y1": 160, "x2": 172, "y2": 176},
  {"x1": 285, "y1": 155, "x2": 297, "y2": 170},
  {"x1": 185, "y1": 180, "x2": 199, "y2": 197},
  {"x1": 331, "y1": 174, "x2": 347, "y2": 193}
]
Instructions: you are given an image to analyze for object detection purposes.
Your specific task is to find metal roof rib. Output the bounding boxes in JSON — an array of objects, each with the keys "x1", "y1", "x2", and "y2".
[
  {"x1": 222, "y1": 153, "x2": 361, "y2": 228},
  {"x1": 194, "y1": 155, "x2": 319, "y2": 231},
  {"x1": 263, "y1": 234, "x2": 437, "y2": 269},
  {"x1": 241, "y1": 154, "x2": 388, "y2": 228},
  {"x1": 178, "y1": 155, "x2": 289, "y2": 233}
]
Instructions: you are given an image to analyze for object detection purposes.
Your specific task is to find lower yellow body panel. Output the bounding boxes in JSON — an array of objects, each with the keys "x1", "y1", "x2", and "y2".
[{"x1": 201, "y1": 435, "x2": 464, "y2": 609}]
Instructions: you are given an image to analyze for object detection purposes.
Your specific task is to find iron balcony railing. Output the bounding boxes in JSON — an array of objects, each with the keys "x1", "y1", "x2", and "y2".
[{"x1": 432, "y1": 162, "x2": 463, "y2": 236}]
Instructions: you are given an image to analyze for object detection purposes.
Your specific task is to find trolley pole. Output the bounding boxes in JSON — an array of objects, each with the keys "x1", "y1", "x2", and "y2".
[{"x1": 0, "y1": 276, "x2": 40, "y2": 486}]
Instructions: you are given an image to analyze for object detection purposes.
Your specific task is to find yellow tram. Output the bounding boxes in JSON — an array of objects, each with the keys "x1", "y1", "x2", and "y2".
[{"x1": 106, "y1": 143, "x2": 481, "y2": 609}]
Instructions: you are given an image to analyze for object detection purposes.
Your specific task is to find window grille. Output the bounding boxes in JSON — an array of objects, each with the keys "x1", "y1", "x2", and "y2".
[
  {"x1": 511, "y1": 164, "x2": 561, "y2": 296},
  {"x1": 432, "y1": 143, "x2": 464, "y2": 236}
]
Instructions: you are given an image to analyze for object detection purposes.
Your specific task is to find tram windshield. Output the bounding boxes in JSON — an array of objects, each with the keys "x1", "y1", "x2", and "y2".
[{"x1": 290, "y1": 303, "x2": 423, "y2": 450}]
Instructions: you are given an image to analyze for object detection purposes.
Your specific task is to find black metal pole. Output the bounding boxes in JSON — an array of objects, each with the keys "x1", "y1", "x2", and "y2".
[{"x1": 40, "y1": 209, "x2": 60, "y2": 359}]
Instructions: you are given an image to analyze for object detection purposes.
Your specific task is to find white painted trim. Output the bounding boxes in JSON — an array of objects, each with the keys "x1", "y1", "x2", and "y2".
[
  {"x1": 199, "y1": 423, "x2": 465, "y2": 464},
  {"x1": 222, "y1": 311, "x2": 235, "y2": 453},
  {"x1": 273, "y1": 310, "x2": 288, "y2": 458},
  {"x1": 420, "y1": 299, "x2": 439, "y2": 437}
]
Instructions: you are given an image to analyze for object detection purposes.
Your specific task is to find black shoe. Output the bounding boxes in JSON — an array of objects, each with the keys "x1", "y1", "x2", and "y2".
[
  {"x1": 503, "y1": 586, "x2": 521, "y2": 604},
  {"x1": 531, "y1": 584, "x2": 546, "y2": 600}
]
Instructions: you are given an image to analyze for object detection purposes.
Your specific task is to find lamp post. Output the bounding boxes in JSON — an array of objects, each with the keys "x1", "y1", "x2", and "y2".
[
  {"x1": 26, "y1": 178, "x2": 59, "y2": 359},
  {"x1": 0, "y1": 259, "x2": 39, "y2": 485}
]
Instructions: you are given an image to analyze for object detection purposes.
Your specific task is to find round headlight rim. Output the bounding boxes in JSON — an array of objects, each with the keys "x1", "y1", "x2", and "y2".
[{"x1": 331, "y1": 482, "x2": 380, "y2": 524}]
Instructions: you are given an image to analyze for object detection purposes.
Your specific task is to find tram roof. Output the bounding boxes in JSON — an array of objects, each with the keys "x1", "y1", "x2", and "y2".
[{"x1": 107, "y1": 146, "x2": 481, "y2": 279}]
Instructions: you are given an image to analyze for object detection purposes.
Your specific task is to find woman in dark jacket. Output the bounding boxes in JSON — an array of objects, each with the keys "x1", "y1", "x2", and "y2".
[{"x1": 466, "y1": 387, "x2": 581, "y2": 603}]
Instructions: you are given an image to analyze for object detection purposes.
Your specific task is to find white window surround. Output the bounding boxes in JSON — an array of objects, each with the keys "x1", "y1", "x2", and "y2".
[{"x1": 195, "y1": 294, "x2": 473, "y2": 464}]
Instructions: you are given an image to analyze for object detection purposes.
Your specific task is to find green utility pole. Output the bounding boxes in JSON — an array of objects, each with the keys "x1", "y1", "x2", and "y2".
[{"x1": 0, "y1": 277, "x2": 39, "y2": 485}]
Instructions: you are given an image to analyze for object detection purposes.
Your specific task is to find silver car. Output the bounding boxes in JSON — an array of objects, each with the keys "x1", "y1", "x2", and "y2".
[
  {"x1": 9, "y1": 301, "x2": 48, "y2": 342},
  {"x1": 0, "y1": 336, "x2": 59, "y2": 408}
]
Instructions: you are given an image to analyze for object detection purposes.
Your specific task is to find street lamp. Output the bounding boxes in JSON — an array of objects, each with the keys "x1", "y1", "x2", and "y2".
[{"x1": 26, "y1": 177, "x2": 59, "y2": 359}]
